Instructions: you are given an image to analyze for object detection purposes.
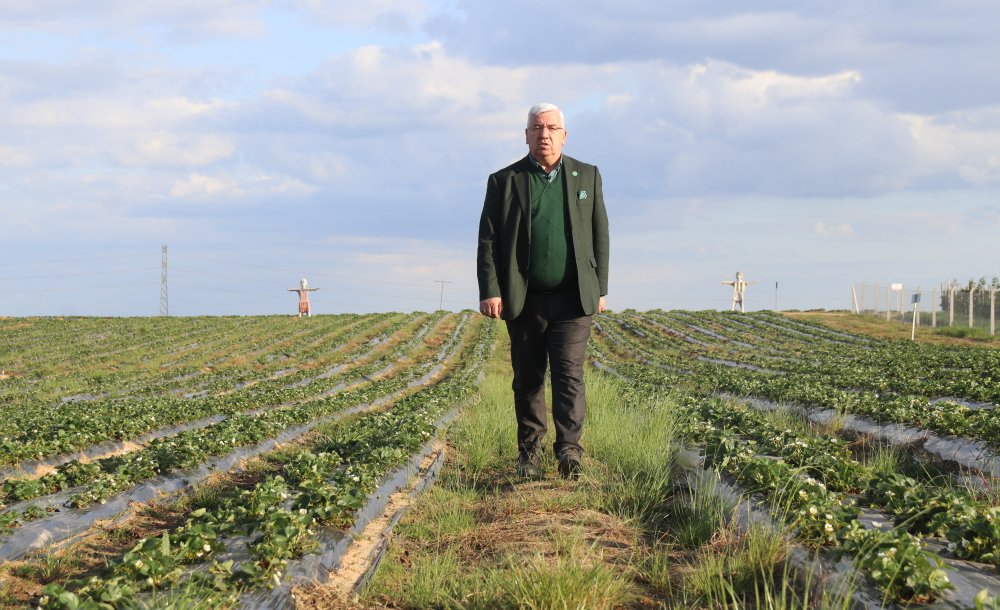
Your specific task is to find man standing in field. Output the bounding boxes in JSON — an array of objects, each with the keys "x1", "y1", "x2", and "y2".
[{"x1": 477, "y1": 102, "x2": 610, "y2": 480}]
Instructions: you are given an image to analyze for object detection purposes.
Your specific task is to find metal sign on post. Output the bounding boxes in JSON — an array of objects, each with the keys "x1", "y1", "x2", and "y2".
[
  {"x1": 888, "y1": 283, "x2": 903, "y2": 322},
  {"x1": 911, "y1": 292, "x2": 921, "y2": 341}
]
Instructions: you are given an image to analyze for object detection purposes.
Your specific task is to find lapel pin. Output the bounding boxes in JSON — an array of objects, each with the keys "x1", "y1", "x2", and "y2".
[{"x1": 578, "y1": 190, "x2": 588, "y2": 199}]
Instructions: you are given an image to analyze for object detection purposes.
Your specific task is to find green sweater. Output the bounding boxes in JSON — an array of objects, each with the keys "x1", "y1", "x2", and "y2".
[{"x1": 528, "y1": 169, "x2": 576, "y2": 291}]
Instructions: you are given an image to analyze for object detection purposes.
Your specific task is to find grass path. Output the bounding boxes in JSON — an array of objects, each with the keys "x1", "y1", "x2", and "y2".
[{"x1": 313, "y1": 330, "x2": 853, "y2": 610}]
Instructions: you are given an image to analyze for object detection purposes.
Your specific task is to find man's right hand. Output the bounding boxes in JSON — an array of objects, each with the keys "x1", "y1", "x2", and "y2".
[{"x1": 479, "y1": 297, "x2": 502, "y2": 319}]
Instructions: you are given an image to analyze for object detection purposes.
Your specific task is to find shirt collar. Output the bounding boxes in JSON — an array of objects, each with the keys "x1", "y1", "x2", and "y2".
[{"x1": 528, "y1": 154, "x2": 562, "y2": 183}]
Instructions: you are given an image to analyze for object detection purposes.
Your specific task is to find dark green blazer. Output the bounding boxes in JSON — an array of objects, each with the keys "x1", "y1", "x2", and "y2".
[{"x1": 477, "y1": 155, "x2": 609, "y2": 320}]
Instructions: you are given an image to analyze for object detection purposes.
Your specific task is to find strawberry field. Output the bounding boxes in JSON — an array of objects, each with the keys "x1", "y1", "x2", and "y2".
[
  {"x1": 1, "y1": 312, "x2": 998, "y2": 609},
  {"x1": 0, "y1": 313, "x2": 493, "y2": 608},
  {"x1": 593, "y1": 311, "x2": 1000, "y2": 609}
]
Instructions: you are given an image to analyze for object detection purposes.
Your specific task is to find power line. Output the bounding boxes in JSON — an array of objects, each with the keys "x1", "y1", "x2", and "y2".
[
  {"x1": 433, "y1": 280, "x2": 453, "y2": 310},
  {"x1": 171, "y1": 283, "x2": 293, "y2": 300},
  {"x1": 0, "y1": 268, "x2": 159, "y2": 281},
  {"x1": 182, "y1": 255, "x2": 443, "y2": 289},
  {"x1": 0, "y1": 282, "x2": 159, "y2": 295},
  {"x1": 172, "y1": 267, "x2": 471, "y2": 298},
  {"x1": 0, "y1": 253, "x2": 157, "y2": 267},
  {"x1": 171, "y1": 283, "x2": 445, "y2": 304}
]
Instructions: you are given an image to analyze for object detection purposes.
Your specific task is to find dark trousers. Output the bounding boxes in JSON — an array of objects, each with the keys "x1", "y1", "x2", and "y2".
[{"x1": 505, "y1": 291, "x2": 593, "y2": 458}]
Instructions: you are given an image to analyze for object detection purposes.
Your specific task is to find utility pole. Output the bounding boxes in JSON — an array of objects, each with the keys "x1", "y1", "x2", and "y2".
[
  {"x1": 159, "y1": 244, "x2": 169, "y2": 316},
  {"x1": 433, "y1": 280, "x2": 452, "y2": 311}
]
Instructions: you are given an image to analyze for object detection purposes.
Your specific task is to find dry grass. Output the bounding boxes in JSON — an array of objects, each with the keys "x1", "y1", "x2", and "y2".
[{"x1": 785, "y1": 311, "x2": 1000, "y2": 346}]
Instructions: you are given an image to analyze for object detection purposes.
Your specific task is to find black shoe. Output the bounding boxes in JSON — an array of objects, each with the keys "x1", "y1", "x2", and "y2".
[
  {"x1": 516, "y1": 452, "x2": 545, "y2": 480},
  {"x1": 557, "y1": 452, "x2": 582, "y2": 480}
]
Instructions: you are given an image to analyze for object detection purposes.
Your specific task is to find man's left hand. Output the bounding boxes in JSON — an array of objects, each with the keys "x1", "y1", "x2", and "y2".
[{"x1": 479, "y1": 297, "x2": 503, "y2": 319}]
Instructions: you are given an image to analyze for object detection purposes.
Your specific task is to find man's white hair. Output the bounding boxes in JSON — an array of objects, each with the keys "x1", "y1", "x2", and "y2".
[{"x1": 527, "y1": 103, "x2": 565, "y2": 128}]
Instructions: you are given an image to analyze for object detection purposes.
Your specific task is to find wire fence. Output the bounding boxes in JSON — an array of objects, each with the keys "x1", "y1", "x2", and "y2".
[{"x1": 851, "y1": 281, "x2": 998, "y2": 336}]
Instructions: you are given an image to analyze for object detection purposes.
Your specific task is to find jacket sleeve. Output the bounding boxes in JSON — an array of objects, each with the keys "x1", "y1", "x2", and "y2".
[
  {"x1": 477, "y1": 173, "x2": 502, "y2": 301},
  {"x1": 593, "y1": 167, "x2": 609, "y2": 296}
]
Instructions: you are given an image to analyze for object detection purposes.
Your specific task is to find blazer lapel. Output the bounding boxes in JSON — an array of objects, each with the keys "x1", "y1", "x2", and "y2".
[
  {"x1": 563, "y1": 156, "x2": 580, "y2": 233},
  {"x1": 514, "y1": 156, "x2": 531, "y2": 227}
]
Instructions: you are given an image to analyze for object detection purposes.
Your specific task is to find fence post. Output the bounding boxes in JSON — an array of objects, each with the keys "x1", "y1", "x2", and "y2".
[
  {"x1": 991, "y1": 289, "x2": 996, "y2": 336},
  {"x1": 931, "y1": 287, "x2": 937, "y2": 328},
  {"x1": 949, "y1": 288, "x2": 955, "y2": 326},
  {"x1": 969, "y1": 287, "x2": 976, "y2": 329},
  {"x1": 886, "y1": 286, "x2": 891, "y2": 322}
]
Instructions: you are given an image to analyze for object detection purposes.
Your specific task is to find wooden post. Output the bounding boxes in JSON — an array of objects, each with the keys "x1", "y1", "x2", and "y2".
[
  {"x1": 931, "y1": 287, "x2": 937, "y2": 328},
  {"x1": 991, "y1": 289, "x2": 996, "y2": 336},
  {"x1": 969, "y1": 287, "x2": 975, "y2": 329},
  {"x1": 911, "y1": 295, "x2": 919, "y2": 341},
  {"x1": 886, "y1": 286, "x2": 891, "y2": 322}
]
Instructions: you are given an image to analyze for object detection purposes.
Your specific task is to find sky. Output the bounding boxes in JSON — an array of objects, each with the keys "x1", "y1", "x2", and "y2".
[{"x1": 1, "y1": 1, "x2": 999, "y2": 316}]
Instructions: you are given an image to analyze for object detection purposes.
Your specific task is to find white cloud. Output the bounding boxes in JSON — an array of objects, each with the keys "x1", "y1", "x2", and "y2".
[
  {"x1": 167, "y1": 171, "x2": 315, "y2": 201},
  {"x1": 0, "y1": 144, "x2": 32, "y2": 167},
  {"x1": 0, "y1": 0, "x2": 269, "y2": 39},
  {"x1": 4, "y1": 2, "x2": 1000, "y2": 315},
  {"x1": 814, "y1": 221, "x2": 856, "y2": 239},
  {"x1": 904, "y1": 111, "x2": 1000, "y2": 187},
  {"x1": 284, "y1": 0, "x2": 427, "y2": 30},
  {"x1": 168, "y1": 173, "x2": 234, "y2": 198},
  {"x1": 127, "y1": 133, "x2": 235, "y2": 167},
  {"x1": 577, "y1": 60, "x2": 917, "y2": 199},
  {"x1": 6, "y1": 95, "x2": 229, "y2": 130}
]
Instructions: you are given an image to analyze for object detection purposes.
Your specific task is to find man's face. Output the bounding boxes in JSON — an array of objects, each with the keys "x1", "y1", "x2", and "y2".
[{"x1": 525, "y1": 110, "x2": 567, "y2": 166}]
